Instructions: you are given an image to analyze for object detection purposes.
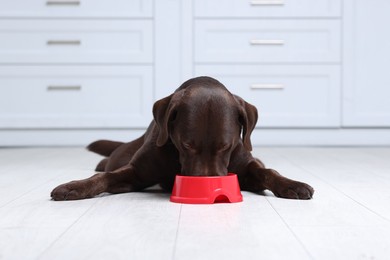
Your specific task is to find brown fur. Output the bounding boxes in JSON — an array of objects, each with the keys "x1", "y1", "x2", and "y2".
[{"x1": 51, "y1": 76, "x2": 314, "y2": 201}]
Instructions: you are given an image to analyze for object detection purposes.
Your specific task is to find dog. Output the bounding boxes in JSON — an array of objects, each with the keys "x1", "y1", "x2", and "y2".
[{"x1": 51, "y1": 76, "x2": 314, "y2": 201}]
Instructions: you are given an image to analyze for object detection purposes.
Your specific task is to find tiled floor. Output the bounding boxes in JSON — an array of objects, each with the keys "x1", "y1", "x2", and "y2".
[{"x1": 1, "y1": 147, "x2": 390, "y2": 259}]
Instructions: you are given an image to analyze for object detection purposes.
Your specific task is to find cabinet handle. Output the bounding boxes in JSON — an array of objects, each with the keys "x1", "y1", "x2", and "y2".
[
  {"x1": 47, "y1": 85, "x2": 82, "y2": 91},
  {"x1": 46, "y1": 0, "x2": 81, "y2": 6},
  {"x1": 250, "y1": 39, "x2": 285, "y2": 45},
  {"x1": 251, "y1": 84, "x2": 284, "y2": 90},
  {"x1": 250, "y1": 0, "x2": 284, "y2": 5},
  {"x1": 47, "y1": 40, "x2": 81, "y2": 46}
]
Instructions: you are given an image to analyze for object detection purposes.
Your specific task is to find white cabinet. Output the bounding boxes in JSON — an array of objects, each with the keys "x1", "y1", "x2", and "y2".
[
  {"x1": 0, "y1": 0, "x2": 153, "y2": 18},
  {"x1": 0, "y1": 0, "x2": 154, "y2": 130},
  {"x1": 193, "y1": 0, "x2": 341, "y2": 128},
  {"x1": 0, "y1": 66, "x2": 153, "y2": 128},
  {"x1": 195, "y1": 20, "x2": 341, "y2": 63},
  {"x1": 195, "y1": 0, "x2": 341, "y2": 18},
  {"x1": 0, "y1": 20, "x2": 153, "y2": 64},
  {"x1": 343, "y1": 0, "x2": 390, "y2": 126},
  {"x1": 1, "y1": 0, "x2": 390, "y2": 146},
  {"x1": 195, "y1": 65, "x2": 340, "y2": 127}
]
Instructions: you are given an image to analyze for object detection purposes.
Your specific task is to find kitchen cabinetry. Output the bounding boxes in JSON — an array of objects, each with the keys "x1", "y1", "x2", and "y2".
[
  {"x1": 1, "y1": 0, "x2": 389, "y2": 146},
  {"x1": 194, "y1": 0, "x2": 341, "y2": 127},
  {"x1": 343, "y1": 0, "x2": 390, "y2": 126},
  {"x1": 0, "y1": 0, "x2": 154, "y2": 130}
]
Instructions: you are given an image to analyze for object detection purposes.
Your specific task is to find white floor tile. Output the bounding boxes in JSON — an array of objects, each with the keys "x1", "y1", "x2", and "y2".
[{"x1": 1, "y1": 147, "x2": 390, "y2": 260}]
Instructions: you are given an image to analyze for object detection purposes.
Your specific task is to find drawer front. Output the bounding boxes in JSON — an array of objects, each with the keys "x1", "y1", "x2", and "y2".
[
  {"x1": 195, "y1": 20, "x2": 340, "y2": 63},
  {"x1": 195, "y1": 0, "x2": 341, "y2": 18},
  {"x1": 195, "y1": 65, "x2": 340, "y2": 127},
  {"x1": 0, "y1": 20, "x2": 153, "y2": 64},
  {"x1": 0, "y1": 66, "x2": 153, "y2": 128},
  {"x1": 0, "y1": 0, "x2": 153, "y2": 18}
]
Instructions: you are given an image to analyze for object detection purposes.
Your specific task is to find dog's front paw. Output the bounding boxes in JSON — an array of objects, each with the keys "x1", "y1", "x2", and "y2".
[
  {"x1": 273, "y1": 180, "x2": 314, "y2": 200},
  {"x1": 51, "y1": 181, "x2": 90, "y2": 201}
]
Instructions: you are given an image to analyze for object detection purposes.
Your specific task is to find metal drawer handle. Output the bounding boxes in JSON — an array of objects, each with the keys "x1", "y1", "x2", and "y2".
[
  {"x1": 46, "y1": 0, "x2": 81, "y2": 6},
  {"x1": 47, "y1": 40, "x2": 81, "y2": 46},
  {"x1": 251, "y1": 84, "x2": 284, "y2": 90},
  {"x1": 47, "y1": 85, "x2": 82, "y2": 91},
  {"x1": 250, "y1": 39, "x2": 285, "y2": 45},
  {"x1": 250, "y1": 0, "x2": 284, "y2": 6}
]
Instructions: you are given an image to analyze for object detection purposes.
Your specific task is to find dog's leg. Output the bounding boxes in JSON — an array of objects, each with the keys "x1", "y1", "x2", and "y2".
[
  {"x1": 241, "y1": 159, "x2": 314, "y2": 200},
  {"x1": 51, "y1": 165, "x2": 150, "y2": 201}
]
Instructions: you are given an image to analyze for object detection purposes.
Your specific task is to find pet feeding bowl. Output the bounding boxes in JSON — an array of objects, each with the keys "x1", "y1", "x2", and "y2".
[{"x1": 170, "y1": 173, "x2": 243, "y2": 204}]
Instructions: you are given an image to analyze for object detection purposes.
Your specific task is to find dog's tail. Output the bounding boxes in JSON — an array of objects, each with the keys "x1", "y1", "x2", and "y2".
[{"x1": 87, "y1": 140, "x2": 124, "y2": 157}]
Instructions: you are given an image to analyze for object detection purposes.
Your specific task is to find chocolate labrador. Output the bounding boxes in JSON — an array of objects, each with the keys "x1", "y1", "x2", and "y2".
[{"x1": 51, "y1": 76, "x2": 314, "y2": 201}]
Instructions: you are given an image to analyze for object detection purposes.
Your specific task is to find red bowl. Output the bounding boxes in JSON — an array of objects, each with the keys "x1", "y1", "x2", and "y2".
[{"x1": 170, "y1": 173, "x2": 243, "y2": 204}]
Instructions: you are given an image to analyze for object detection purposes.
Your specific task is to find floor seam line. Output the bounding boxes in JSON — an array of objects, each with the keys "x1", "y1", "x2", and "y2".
[
  {"x1": 265, "y1": 197, "x2": 315, "y2": 260},
  {"x1": 37, "y1": 200, "x2": 99, "y2": 259},
  {"x1": 171, "y1": 204, "x2": 182, "y2": 260}
]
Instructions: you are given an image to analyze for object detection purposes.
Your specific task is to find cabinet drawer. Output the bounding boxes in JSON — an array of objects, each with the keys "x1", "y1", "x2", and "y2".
[
  {"x1": 195, "y1": 0, "x2": 341, "y2": 18},
  {"x1": 0, "y1": 66, "x2": 153, "y2": 128},
  {"x1": 195, "y1": 20, "x2": 340, "y2": 63},
  {"x1": 195, "y1": 65, "x2": 340, "y2": 127},
  {"x1": 0, "y1": 0, "x2": 153, "y2": 18},
  {"x1": 0, "y1": 20, "x2": 153, "y2": 64}
]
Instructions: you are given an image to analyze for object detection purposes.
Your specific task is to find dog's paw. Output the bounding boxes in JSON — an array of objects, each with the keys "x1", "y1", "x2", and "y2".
[
  {"x1": 273, "y1": 181, "x2": 314, "y2": 200},
  {"x1": 51, "y1": 181, "x2": 90, "y2": 201}
]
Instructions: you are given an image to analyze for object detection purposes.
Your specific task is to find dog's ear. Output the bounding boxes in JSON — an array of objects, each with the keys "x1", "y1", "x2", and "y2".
[
  {"x1": 153, "y1": 94, "x2": 176, "y2": 147},
  {"x1": 234, "y1": 95, "x2": 258, "y2": 151}
]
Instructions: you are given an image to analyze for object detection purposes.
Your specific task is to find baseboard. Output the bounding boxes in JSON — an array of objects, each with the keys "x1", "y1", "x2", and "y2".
[{"x1": 1, "y1": 128, "x2": 390, "y2": 147}]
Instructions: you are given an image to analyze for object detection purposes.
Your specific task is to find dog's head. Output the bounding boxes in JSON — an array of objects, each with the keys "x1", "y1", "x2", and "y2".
[{"x1": 153, "y1": 77, "x2": 257, "y2": 176}]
